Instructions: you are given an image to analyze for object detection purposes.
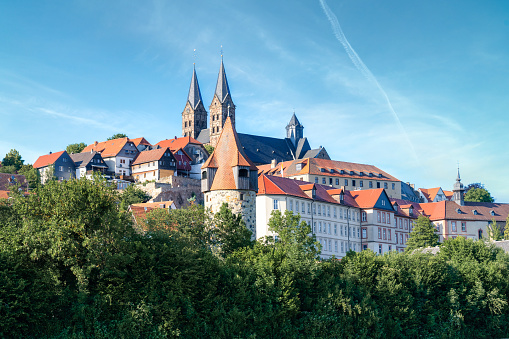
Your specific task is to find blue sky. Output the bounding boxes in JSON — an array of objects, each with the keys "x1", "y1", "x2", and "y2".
[{"x1": 1, "y1": 1, "x2": 508, "y2": 201}]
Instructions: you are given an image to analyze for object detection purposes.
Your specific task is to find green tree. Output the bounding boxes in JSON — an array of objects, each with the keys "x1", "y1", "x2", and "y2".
[
  {"x1": 505, "y1": 214, "x2": 509, "y2": 240},
  {"x1": 66, "y1": 142, "x2": 87, "y2": 154},
  {"x1": 267, "y1": 209, "x2": 320, "y2": 257},
  {"x1": 107, "y1": 133, "x2": 127, "y2": 140},
  {"x1": 487, "y1": 219, "x2": 503, "y2": 240},
  {"x1": 17, "y1": 164, "x2": 40, "y2": 190},
  {"x1": 119, "y1": 184, "x2": 150, "y2": 210},
  {"x1": 405, "y1": 215, "x2": 439, "y2": 252},
  {"x1": 1, "y1": 149, "x2": 24, "y2": 172},
  {"x1": 211, "y1": 203, "x2": 253, "y2": 257},
  {"x1": 0, "y1": 165, "x2": 17, "y2": 174},
  {"x1": 464, "y1": 187, "x2": 494, "y2": 203},
  {"x1": 204, "y1": 144, "x2": 214, "y2": 155}
]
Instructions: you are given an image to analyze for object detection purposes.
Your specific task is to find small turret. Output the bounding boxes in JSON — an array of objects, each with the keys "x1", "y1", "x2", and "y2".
[
  {"x1": 286, "y1": 112, "x2": 304, "y2": 147},
  {"x1": 452, "y1": 168, "x2": 465, "y2": 206}
]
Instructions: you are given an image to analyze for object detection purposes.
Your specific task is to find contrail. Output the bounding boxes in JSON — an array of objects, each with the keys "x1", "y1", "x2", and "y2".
[{"x1": 319, "y1": 0, "x2": 418, "y2": 162}]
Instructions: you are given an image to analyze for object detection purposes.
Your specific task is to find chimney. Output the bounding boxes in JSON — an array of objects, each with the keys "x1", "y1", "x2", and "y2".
[
  {"x1": 94, "y1": 141, "x2": 98, "y2": 146},
  {"x1": 270, "y1": 159, "x2": 276, "y2": 169},
  {"x1": 49, "y1": 151, "x2": 52, "y2": 154}
]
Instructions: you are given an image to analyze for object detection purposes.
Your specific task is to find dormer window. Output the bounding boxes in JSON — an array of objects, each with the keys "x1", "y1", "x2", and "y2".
[
  {"x1": 349, "y1": 170, "x2": 354, "y2": 175},
  {"x1": 359, "y1": 171, "x2": 364, "y2": 176},
  {"x1": 490, "y1": 210, "x2": 495, "y2": 216},
  {"x1": 369, "y1": 172, "x2": 373, "y2": 177},
  {"x1": 472, "y1": 209, "x2": 478, "y2": 215},
  {"x1": 457, "y1": 208, "x2": 462, "y2": 214},
  {"x1": 378, "y1": 173, "x2": 383, "y2": 178},
  {"x1": 339, "y1": 191, "x2": 344, "y2": 202},
  {"x1": 320, "y1": 168, "x2": 326, "y2": 173},
  {"x1": 312, "y1": 187, "x2": 316, "y2": 199},
  {"x1": 340, "y1": 170, "x2": 345, "y2": 174},
  {"x1": 296, "y1": 163, "x2": 302, "y2": 171},
  {"x1": 329, "y1": 169, "x2": 334, "y2": 174}
]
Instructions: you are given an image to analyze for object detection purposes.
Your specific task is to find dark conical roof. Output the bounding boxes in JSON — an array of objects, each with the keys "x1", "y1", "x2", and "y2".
[
  {"x1": 214, "y1": 58, "x2": 231, "y2": 103},
  {"x1": 287, "y1": 113, "x2": 303, "y2": 127},
  {"x1": 187, "y1": 65, "x2": 203, "y2": 110}
]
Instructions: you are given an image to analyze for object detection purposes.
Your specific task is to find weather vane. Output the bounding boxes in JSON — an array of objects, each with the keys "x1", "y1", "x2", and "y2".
[
  {"x1": 220, "y1": 45, "x2": 223, "y2": 58},
  {"x1": 193, "y1": 49, "x2": 196, "y2": 65}
]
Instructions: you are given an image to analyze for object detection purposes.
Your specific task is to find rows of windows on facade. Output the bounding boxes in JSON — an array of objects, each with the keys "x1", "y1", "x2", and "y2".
[
  {"x1": 315, "y1": 176, "x2": 395, "y2": 190},
  {"x1": 273, "y1": 199, "x2": 363, "y2": 253}
]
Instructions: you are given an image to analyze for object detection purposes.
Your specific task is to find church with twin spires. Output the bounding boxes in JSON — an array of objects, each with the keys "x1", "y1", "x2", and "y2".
[{"x1": 181, "y1": 58, "x2": 330, "y2": 165}]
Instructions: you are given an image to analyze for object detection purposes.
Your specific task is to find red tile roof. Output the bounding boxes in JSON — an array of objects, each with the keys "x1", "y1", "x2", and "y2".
[
  {"x1": 156, "y1": 136, "x2": 202, "y2": 151},
  {"x1": 0, "y1": 190, "x2": 9, "y2": 199},
  {"x1": 0, "y1": 173, "x2": 27, "y2": 190},
  {"x1": 202, "y1": 117, "x2": 257, "y2": 190},
  {"x1": 33, "y1": 151, "x2": 66, "y2": 169},
  {"x1": 130, "y1": 137, "x2": 152, "y2": 147},
  {"x1": 132, "y1": 147, "x2": 170, "y2": 166},
  {"x1": 258, "y1": 158, "x2": 399, "y2": 182},
  {"x1": 82, "y1": 137, "x2": 132, "y2": 157},
  {"x1": 349, "y1": 188, "x2": 385, "y2": 209}
]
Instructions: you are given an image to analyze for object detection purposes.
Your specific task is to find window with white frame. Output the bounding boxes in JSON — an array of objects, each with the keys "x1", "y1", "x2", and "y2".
[
  {"x1": 302, "y1": 202, "x2": 306, "y2": 213},
  {"x1": 334, "y1": 207, "x2": 337, "y2": 218},
  {"x1": 296, "y1": 201, "x2": 299, "y2": 213},
  {"x1": 323, "y1": 205, "x2": 326, "y2": 216},
  {"x1": 357, "y1": 228, "x2": 360, "y2": 238},
  {"x1": 289, "y1": 200, "x2": 293, "y2": 211},
  {"x1": 377, "y1": 211, "x2": 381, "y2": 222},
  {"x1": 362, "y1": 212, "x2": 367, "y2": 222},
  {"x1": 319, "y1": 222, "x2": 322, "y2": 232},
  {"x1": 307, "y1": 203, "x2": 311, "y2": 214},
  {"x1": 313, "y1": 222, "x2": 316, "y2": 233},
  {"x1": 318, "y1": 205, "x2": 321, "y2": 215},
  {"x1": 328, "y1": 223, "x2": 331, "y2": 234},
  {"x1": 273, "y1": 199, "x2": 278, "y2": 210},
  {"x1": 334, "y1": 224, "x2": 337, "y2": 235},
  {"x1": 329, "y1": 240, "x2": 332, "y2": 252},
  {"x1": 341, "y1": 225, "x2": 343, "y2": 236},
  {"x1": 335, "y1": 241, "x2": 338, "y2": 252},
  {"x1": 362, "y1": 228, "x2": 367, "y2": 238},
  {"x1": 327, "y1": 206, "x2": 330, "y2": 217},
  {"x1": 341, "y1": 241, "x2": 344, "y2": 252}
]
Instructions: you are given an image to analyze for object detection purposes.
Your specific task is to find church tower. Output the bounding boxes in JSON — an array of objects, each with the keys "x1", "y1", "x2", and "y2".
[
  {"x1": 285, "y1": 113, "x2": 304, "y2": 147},
  {"x1": 182, "y1": 65, "x2": 207, "y2": 139},
  {"x1": 201, "y1": 116, "x2": 258, "y2": 237},
  {"x1": 452, "y1": 168, "x2": 465, "y2": 206},
  {"x1": 209, "y1": 57, "x2": 235, "y2": 147}
]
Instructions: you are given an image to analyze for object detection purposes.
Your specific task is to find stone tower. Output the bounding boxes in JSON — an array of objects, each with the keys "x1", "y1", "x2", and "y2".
[
  {"x1": 182, "y1": 65, "x2": 207, "y2": 138},
  {"x1": 209, "y1": 57, "x2": 235, "y2": 147},
  {"x1": 285, "y1": 113, "x2": 304, "y2": 147},
  {"x1": 201, "y1": 116, "x2": 258, "y2": 237},
  {"x1": 452, "y1": 168, "x2": 465, "y2": 206}
]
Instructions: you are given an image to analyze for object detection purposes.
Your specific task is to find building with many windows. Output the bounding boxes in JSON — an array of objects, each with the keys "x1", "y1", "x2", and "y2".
[
  {"x1": 258, "y1": 157, "x2": 402, "y2": 199},
  {"x1": 257, "y1": 174, "x2": 362, "y2": 259}
]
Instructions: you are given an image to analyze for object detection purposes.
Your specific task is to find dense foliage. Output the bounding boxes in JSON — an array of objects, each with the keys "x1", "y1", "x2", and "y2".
[
  {"x1": 1, "y1": 179, "x2": 509, "y2": 338},
  {"x1": 107, "y1": 133, "x2": 128, "y2": 140},
  {"x1": 464, "y1": 187, "x2": 495, "y2": 203},
  {"x1": 66, "y1": 142, "x2": 87, "y2": 154},
  {"x1": 405, "y1": 215, "x2": 440, "y2": 252}
]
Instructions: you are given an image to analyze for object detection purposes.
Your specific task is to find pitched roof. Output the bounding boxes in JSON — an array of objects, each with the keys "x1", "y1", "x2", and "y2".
[
  {"x1": 130, "y1": 137, "x2": 152, "y2": 147},
  {"x1": 258, "y1": 158, "x2": 399, "y2": 182},
  {"x1": 156, "y1": 136, "x2": 201, "y2": 151},
  {"x1": 82, "y1": 137, "x2": 131, "y2": 157},
  {"x1": 202, "y1": 116, "x2": 257, "y2": 190},
  {"x1": 287, "y1": 113, "x2": 302, "y2": 127},
  {"x1": 187, "y1": 65, "x2": 204, "y2": 110},
  {"x1": 237, "y1": 133, "x2": 296, "y2": 165},
  {"x1": 349, "y1": 188, "x2": 385, "y2": 208},
  {"x1": 215, "y1": 58, "x2": 231, "y2": 103},
  {"x1": 258, "y1": 174, "x2": 358, "y2": 207},
  {"x1": 132, "y1": 201, "x2": 175, "y2": 209},
  {"x1": 33, "y1": 151, "x2": 66, "y2": 169},
  {"x1": 132, "y1": 147, "x2": 171, "y2": 166},
  {"x1": 69, "y1": 151, "x2": 108, "y2": 168},
  {"x1": 172, "y1": 148, "x2": 192, "y2": 171},
  {"x1": 129, "y1": 201, "x2": 175, "y2": 227},
  {"x1": 0, "y1": 173, "x2": 27, "y2": 190},
  {"x1": 0, "y1": 190, "x2": 10, "y2": 199}
]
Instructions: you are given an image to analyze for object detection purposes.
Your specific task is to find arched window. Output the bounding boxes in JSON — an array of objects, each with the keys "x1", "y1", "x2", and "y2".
[
  {"x1": 239, "y1": 169, "x2": 248, "y2": 177},
  {"x1": 202, "y1": 171, "x2": 207, "y2": 179}
]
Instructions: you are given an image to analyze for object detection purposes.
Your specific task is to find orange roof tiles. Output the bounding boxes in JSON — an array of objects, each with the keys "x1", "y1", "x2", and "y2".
[
  {"x1": 132, "y1": 147, "x2": 170, "y2": 166},
  {"x1": 349, "y1": 188, "x2": 385, "y2": 209},
  {"x1": 130, "y1": 137, "x2": 152, "y2": 147},
  {"x1": 82, "y1": 137, "x2": 131, "y2": 157},
  {"x1": 258, "y1": 158, "x2": 399, "y2": 182},
  {"x1": 33, "y1": 151, "x2": 66, "y2": 169},
  {"x1": 202, "y1": 117, "x2": 257, "y2": 191},
  {"x1": 0, "y1": 190, "x2": 9, "y2": 199},
  {"x1": 156, "y1": 136, "x2": 202, "y2": 151}
]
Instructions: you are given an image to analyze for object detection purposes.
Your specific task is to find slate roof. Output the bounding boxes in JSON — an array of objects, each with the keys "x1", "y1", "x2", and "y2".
[
  {"x1": 196, "y1": 129, "x2": 210, "y2": 144},
  {"x1": 132, "y1": 147, "x2": 171, "y2": 166},
  {"x1": 215, "y1": 58, "x2": 231, "y2": 103},
  {"x1": 302, "y1": 147, "x2": 330, "y2": 160},
  {"x1": 69, "y1": 151, "x2": 108, "y2": 169},
  {"x1": 202, "y1": 116, "x2": 257, "y2": 190},
  {"x1": 294, "y1": 138, "x2": 311, "y2": 159},
  {"x1": 82, "y1": 137, "x2": 132, "y2": 158},
  {"x1": 187, "y1": 65, "x2": 204, "y2": 109},
  {"x1": 173, "y1": 148, "x2": 192, "y2": 171},
  {"x1": 237, "y1": 133, "x2": 297, "y2": 165},
  {"x1": 33, "y1": 151, "x2": 66, "y2": 169},
  {"x1": 287, "y1": 113, "x2": 302, "y2": 127}
]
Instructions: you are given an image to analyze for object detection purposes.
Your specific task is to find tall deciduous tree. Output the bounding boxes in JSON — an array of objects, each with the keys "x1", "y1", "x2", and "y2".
[
  {"x1": 107, "y1": 133, "x2": 127, "y2": 140},
  {"x1": 17, "y1": 164, "x2": 40, "y2": 190},
  {"x1": 405, "y1": 215, "x2": 439, "y2": 252},
  {"x1": 487, "y1": 219, "x2": 503, "y2": 241},
  {"x1": 66, "y1": 142, "x2": 87, "y2": 154},
  {"x1": 211, "y1": 203, "x2": 253, "y2": 257},
  {"x1": 2, "y1": 149, "x2": 24, "y2": 172},
  {"x1": 268, "y1": 209, "x2": 320, "y2": 257},
  {"x1": 119, "y1": 184, "x2": 150, "y2": 210},
  {"x1": 204, "y1": 144, "x2": 214, "y2": 155},
  {"x1": 464, "y1": 187, "x2": 494, "y2": 203}
]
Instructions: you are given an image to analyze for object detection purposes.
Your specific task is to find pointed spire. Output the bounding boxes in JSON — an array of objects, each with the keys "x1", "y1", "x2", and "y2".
[
  {"x1": 288, "y1": 112, "x2": 302, "y2": 127},
  {"x1": 187, "y1": 64, "x2": 203, "y2": 110},
  {"x1": 215, "y1": 57, "x2": 231, "y2": 103}
]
